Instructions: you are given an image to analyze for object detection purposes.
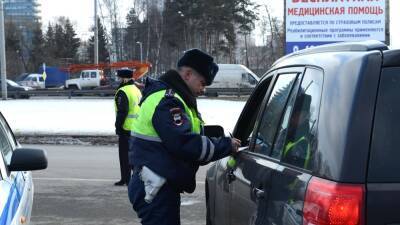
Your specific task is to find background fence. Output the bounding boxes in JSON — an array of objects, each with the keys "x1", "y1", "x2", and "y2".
[{"x1": 6, "y1": 87, "x2": 255, "y2": 99}]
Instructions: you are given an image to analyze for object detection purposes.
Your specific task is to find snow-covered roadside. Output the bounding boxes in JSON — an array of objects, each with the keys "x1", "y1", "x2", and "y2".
[{"x1": 0, "y1": 98, "x2": 246, "y2": 137}]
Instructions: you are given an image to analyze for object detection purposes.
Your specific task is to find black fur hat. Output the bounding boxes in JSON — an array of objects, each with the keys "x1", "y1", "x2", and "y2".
[
  {"x1": 117, "y1": 69, "x2": 133, "y2": 78},
  {"x1": 177, "y1": 49, "x2": 219, "y2": 86}
]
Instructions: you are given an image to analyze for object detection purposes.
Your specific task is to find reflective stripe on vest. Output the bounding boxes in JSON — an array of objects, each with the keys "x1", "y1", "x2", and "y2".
[
  {"x1": 283, "y1": 136, "x2": 311, "y2": 169},
  {"x1": 115, "y1": 84, "x2": 142, "y2": 131},
  {"x1": 131, "y1": 89, "x2": 202, "y2": 141}
]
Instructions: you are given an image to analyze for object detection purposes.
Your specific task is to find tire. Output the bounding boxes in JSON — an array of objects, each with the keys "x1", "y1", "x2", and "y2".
[{"x1": 66, "y1": 85, "x2": 78, "y2": 90}]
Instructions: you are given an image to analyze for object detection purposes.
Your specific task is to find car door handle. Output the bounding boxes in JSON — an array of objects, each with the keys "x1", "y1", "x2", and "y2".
[{"x1": 252, "y1": 187, "x2": 265, "y2": 199}]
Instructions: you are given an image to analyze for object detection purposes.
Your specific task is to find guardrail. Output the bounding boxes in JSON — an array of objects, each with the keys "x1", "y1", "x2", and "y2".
[
  {"x1": 205, "y1": 87, "x2": 254, "y2": 97},
  {"x1": 6, "y1": 87, "x2": 254, "y2": 99}
]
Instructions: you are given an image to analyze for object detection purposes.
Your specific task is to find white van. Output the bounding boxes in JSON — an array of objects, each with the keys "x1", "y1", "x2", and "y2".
[
  {"x1": 18, "y1": 73, "x2": 45, "y2": 89},
  {"x1": 207, "y1": 64, "x2": 259, "y2": 89}
]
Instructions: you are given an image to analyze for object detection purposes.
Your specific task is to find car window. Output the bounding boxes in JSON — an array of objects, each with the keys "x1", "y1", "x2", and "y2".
[
  {"x1": 32, "y1": 76, "x2": 37, "y2": 81},
  {"x1": 39, "y1": 76, "x2": 44, "y2": 82},
  {"x1": 241, "y1": 73, "x2": 247, "y2": 83},
  {"x1": 252, "y1": 73, "x2": 298, "y2": 156},
  {"x1": 247, "y1": 73, "x2": 257, "y2": 85},
  {"x1": 233, "y1": 75, "x2": 273, "y2": 145},
  {"x1": 274, "y1": 68, "x2": 323, "y2": 170},
  {"x1": 0, "y1": 123, "x2": 13, "y2": 166},
  {"x1": 0, "y1": 114, "x2": 17, "y2": 150},
  {"x1": 91, "y1": 72, "x2": 97, "y2": 78}
]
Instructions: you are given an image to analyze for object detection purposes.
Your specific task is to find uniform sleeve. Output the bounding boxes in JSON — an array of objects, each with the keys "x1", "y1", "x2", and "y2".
[
  {"x1": 115, "y1": 90, "x2": 130, "y2": 136},
  {"x1": 152, "y1": 97, "x2": 233, "y2": 164}
]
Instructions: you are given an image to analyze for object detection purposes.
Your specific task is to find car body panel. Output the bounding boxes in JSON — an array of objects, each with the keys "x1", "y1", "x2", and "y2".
[
  {"x1": 229, "y1": 150, "x2": 278, "y2": 225},
  {"x1": 0, "y1": 112, "x2": 40, "y2": 224},
  {"x1": 18, "y1": 74, "x2": 45, "y2": 89},
  {"x1": 206, "y1": 41, "x2": 395, "y2": 225}
]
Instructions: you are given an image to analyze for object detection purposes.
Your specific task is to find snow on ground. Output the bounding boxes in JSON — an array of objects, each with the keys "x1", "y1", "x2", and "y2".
[{"x1": 0, "y1": 98, "x2": 246, "y2": 136}]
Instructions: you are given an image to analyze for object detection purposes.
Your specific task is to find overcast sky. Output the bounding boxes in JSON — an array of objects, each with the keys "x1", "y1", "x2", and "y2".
[{"x1": 38, "y1": 0, "x2": 398, "y2": 48}]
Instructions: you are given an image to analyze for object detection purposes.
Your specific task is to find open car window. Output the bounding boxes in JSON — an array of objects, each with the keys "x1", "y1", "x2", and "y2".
[{"x1": 233, "y1": 74, "x2": 274, "y2": 146}]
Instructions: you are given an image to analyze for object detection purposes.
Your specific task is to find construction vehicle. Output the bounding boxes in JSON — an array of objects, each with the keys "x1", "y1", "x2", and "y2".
[{"x1": 63, "y1": 60, "x2": 151, "y2": 90}]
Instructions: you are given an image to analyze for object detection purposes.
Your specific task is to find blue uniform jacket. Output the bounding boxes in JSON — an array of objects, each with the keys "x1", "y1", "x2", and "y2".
[{"x1": 129, "y1": 78, "x2": 233, "y2": 193}]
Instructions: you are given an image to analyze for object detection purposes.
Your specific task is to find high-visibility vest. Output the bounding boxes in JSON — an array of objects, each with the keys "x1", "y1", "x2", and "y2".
[
  {"x1": 131, "y1": 89, "x2": 202, "y2": 142},
  {"x1": 115, "y1": 84, "x2": 142, "y2": 131},
  {"x1": 283, "y1": 136, "x2": 311, "y2": 169}
]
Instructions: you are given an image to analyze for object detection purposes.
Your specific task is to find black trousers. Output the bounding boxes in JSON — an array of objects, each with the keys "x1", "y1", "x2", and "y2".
[{"x1": 118, "y1": 135, "x2": 131, "y2": 183}]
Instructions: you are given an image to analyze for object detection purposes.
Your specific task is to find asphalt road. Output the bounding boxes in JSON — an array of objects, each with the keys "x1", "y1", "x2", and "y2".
[{"x1": 28, "y1": 144, "x2": 210, "y2": 225}]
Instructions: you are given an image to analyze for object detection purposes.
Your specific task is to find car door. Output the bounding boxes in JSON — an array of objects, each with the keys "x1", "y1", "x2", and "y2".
[
  {"x1": 0, "y1": 113, "x2": 23, "y2": 224},
  {"x1": 264, "y1": 67, "x2": 323, "y2": 225},
  {"x1": 210, "y1": 73, "x2": 274, "y2": 225},
  {"x1": 81, "y1": 72, "x2": 90, "y2": 88},
  {"x1": 229, "y1": 68, "x2": 305, "y2": 225},
  {"x1": 89, "y1": 71, "x2": 98, "y2": 87}
]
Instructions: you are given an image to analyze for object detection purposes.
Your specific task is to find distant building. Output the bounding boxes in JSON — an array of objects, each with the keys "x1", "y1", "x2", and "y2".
[
  {"x1": 3, "y1": 0, "x2": 40, "y2": 25},
  {"x1": 3, "y1": 0, "x2": 41, "y2": 66}
]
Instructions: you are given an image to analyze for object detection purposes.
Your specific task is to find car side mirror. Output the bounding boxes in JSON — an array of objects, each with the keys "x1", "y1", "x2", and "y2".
[
  {"x1": 9, "y1": 148, "x2": 48, "y2": 171},
  {"x1": 204, "y1": 125, "x2": 225, "y2": 138}
]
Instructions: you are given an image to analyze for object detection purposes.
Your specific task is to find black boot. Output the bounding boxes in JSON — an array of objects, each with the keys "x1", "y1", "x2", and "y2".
[{"x1": 114, "y1": 180, "x2": 126, "y2": 186}]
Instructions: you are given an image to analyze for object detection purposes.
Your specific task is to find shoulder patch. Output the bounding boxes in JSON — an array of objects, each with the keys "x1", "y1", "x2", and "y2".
[
  {"x1": 165, "y1": 89, "x2": 175, "y2": 98},
  {"x1": 170, "y1": 107, "x2": 184, "y2": 126}
]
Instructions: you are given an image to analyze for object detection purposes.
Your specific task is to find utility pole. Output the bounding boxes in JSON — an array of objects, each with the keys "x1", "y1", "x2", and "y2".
[
  {"x1": 94, "y1": 0, "x2": 99, "y2": 64},
  {"x1": 136, "y1": 41, "x2": 142, "y2": 62},
  {"x1": 0, "y1": 0, "x2": 7, "y2": 100}
]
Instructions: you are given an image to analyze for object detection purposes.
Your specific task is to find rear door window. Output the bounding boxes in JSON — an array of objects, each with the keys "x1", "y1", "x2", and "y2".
[
  {"x1": 369, "y1": 67, "x2": 400, "y2": 182},
  {"x1": 91, "y1": 72, "x2": 97, "y2": 78},
  {"x1": 273, "y1": 68, "x2": 323, "y2": 170}
]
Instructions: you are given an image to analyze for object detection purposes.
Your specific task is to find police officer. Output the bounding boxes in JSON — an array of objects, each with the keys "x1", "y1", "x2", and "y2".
[
  {"x1": 282, "y1": 94, "x2": 312, "y2": 169},
  {"x1": 128, "y1": 49, "x2": 241, "y2": 225},
  {"x1": 114, "y1": 69, "x2": 142, "y2": 186}
]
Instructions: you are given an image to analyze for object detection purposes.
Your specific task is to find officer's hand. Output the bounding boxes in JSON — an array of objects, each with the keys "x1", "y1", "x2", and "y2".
[{"x1": 230, "y1": 138, "x2": 241, "y2": 153}]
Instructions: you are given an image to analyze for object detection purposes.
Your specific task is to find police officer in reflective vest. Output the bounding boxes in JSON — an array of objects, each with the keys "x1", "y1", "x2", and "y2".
[
  {"x1": 128, "y1": 49, "x2": 241, "y2": 225},
  {"x1": 114, "y1": 69, "x2": 142, "y2": 186},
  {"x1": 282, "y1": 94, "x2": 312, "y2": 169}
]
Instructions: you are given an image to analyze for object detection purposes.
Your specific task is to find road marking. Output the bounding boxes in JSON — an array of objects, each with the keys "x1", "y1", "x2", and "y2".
[{"x1": 34, "y1": 177, "x2": 206, "y2": 184}]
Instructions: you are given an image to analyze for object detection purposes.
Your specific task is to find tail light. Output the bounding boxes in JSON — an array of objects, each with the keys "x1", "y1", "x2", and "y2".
[{"x1": 303, "y1": 177, "x2": 365, "y2": 225}]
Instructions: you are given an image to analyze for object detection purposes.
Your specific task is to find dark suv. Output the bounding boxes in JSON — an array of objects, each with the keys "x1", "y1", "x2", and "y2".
[{"x1": 205, "y1": 40, "x2": 400, "y2": 225}]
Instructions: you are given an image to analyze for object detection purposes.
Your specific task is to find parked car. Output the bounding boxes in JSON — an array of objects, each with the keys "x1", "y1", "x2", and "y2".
[
  {"x1": 18, "y1": 73, "x2": 45, "y2": 89},
  {"x1": 0, "y1": 111, "x2": 47, "y2": 224},
  {"x1": 65, "y1": 69, "x2": 105, "y2": 90},
  {"x1": 205, "y1": 40, "x2": 400, "y2": 225},
  {"x1": 0, "y1": 79, "x2": 33, "y2": 99}
]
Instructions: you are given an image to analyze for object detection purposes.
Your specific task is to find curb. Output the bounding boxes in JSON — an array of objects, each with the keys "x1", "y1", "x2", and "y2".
[{"x1": 16, "y1": 135, "x2": 118, "y2": 146}]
